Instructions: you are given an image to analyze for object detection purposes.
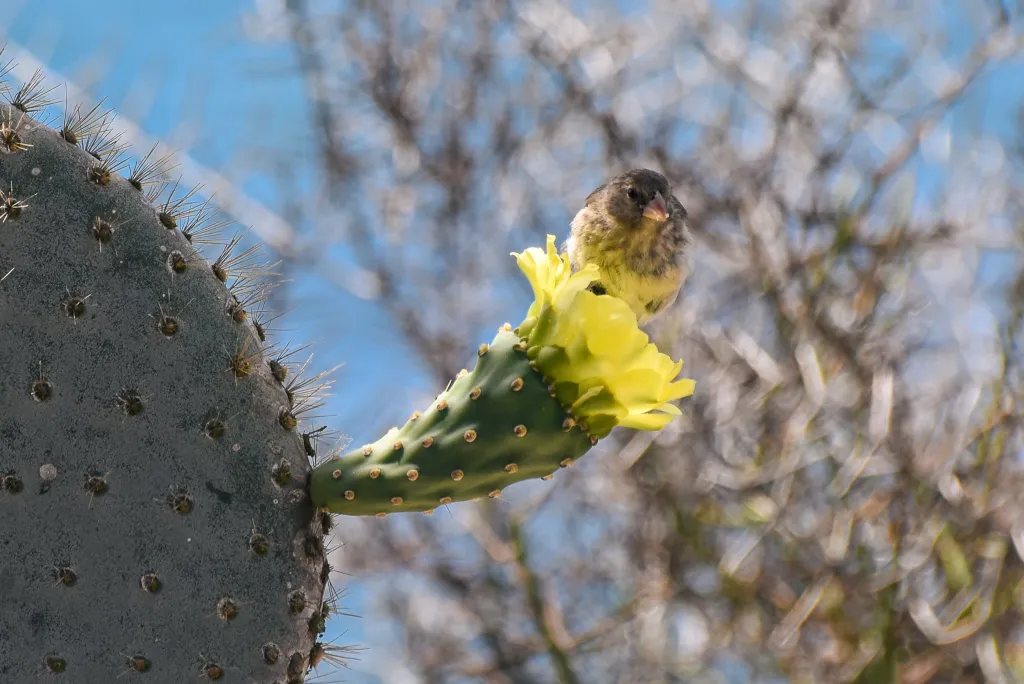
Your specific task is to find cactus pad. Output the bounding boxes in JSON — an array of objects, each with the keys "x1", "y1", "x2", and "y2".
[
  {"x1": 309, "y1": 329, "x2": 594, "y2": 515},
  {"x1": 0, "y1": 97, "x2": 331, "y2": 681}
]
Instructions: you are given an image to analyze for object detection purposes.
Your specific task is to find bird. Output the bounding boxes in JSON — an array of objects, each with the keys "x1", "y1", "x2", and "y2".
[{"x1": 564, "y1": 168, "x2": 692, "y2": 325}]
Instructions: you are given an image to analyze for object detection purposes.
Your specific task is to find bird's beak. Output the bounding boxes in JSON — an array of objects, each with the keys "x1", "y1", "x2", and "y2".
[{"x1": 642, "y1": 192, "x2": 669, "y2": 223}]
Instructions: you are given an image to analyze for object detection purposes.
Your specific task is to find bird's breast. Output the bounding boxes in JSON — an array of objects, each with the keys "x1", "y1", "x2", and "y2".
[{"x1": 600, "y1": 263, "x2": 686, "y2": 322}]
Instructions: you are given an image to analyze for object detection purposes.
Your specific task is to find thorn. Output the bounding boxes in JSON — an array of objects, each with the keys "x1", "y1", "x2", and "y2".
[
  {"x1": 127, "y1": 142, "x2": 178, "y2": 191},
  {"x1": 7, "y1": 68, "x2": 58, "y2": 113},
  {"x1": 60, "y1": 92, "x2": 110, "y2": 145},
  {"x1": 156, "y1": 177, "x2": 204, "y2": 229}
]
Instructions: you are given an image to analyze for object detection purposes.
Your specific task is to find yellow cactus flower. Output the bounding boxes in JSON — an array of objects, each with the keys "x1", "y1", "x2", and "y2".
[{"x1": 512, "y1": 235, "x2": 695, "y2": 438}]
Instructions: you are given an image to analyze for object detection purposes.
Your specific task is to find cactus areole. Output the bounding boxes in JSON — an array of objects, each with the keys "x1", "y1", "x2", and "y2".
[{"x1": 309, "y1": 235, "x2": 696, "y2": 516}]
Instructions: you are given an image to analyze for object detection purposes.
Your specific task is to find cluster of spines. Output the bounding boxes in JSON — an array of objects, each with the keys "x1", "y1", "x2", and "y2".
[{"x1": 0, "y1": 46, "x2": 353, "y2": 680}]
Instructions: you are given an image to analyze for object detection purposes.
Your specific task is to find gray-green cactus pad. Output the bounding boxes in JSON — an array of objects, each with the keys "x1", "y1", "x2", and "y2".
[{"x1": 0, "y1": 104, "x2": 328, "y2": 682}]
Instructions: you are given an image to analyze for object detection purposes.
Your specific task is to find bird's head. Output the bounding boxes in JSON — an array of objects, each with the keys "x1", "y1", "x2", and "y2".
[{"x1": 592, "y1": 168, "x2": 685, "y2": 232}]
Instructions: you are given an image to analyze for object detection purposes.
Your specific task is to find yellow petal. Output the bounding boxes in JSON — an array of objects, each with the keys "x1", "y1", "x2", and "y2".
[
  {"x1": 618, "y1": 412, "x2": 677, "y2": 431},
  {"x1": 571, "y1": 387, "x2": 625, "y2": 418},
  {"x1": 664, "y1": 378, "x2": 697, "y2": 402}
]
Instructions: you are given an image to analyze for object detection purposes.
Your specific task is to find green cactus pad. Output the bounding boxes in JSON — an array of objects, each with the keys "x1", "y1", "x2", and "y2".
[{"x1": 309, "y1": 330, "x2": 594, "y2": 515}]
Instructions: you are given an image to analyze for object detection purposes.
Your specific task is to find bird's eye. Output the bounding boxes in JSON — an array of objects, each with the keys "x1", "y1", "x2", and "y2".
[{"x1": 626, "y1": 187, "x2": 639, "y2": 201}]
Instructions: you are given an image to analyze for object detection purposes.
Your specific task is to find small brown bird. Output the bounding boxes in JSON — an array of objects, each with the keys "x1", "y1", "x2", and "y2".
[{"x1": 564, "y1": 168, "x2": 692, "y2": 324}]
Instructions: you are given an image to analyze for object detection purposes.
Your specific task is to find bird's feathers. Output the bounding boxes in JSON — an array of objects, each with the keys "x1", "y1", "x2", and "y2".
[{"x1": 565, "y1": 168, "x2": 692, "y2": 325}]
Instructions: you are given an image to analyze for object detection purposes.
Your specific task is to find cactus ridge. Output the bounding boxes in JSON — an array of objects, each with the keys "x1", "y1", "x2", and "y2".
[
  {"x1": 0, "y1": 58, "x2": 341, "y2": 683},
  {"x1": 310, "y1": 330, "x2": 594, "y2": 515}
]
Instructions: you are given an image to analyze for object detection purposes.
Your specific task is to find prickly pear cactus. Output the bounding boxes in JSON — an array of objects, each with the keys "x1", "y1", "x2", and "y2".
[
  {"x1": 0, "y1": 77, "x2": 338, "y2": 681},
  {"x1": 310, "y1": 329, "x2": 594, "y2": 515}
]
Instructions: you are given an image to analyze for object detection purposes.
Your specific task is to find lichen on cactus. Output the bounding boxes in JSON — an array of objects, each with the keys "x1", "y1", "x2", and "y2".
[
  {"x1": 0, "y1": 62, "x2": 341, "y2": 682},
  {"x1": 309, "y1": 235, "x2": 695, "y2": 516}
]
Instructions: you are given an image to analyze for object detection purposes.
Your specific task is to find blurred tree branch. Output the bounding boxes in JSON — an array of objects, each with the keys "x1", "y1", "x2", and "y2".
[{"x1": 246, "y1": 0, "x2": 1024, "y2": 681}]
